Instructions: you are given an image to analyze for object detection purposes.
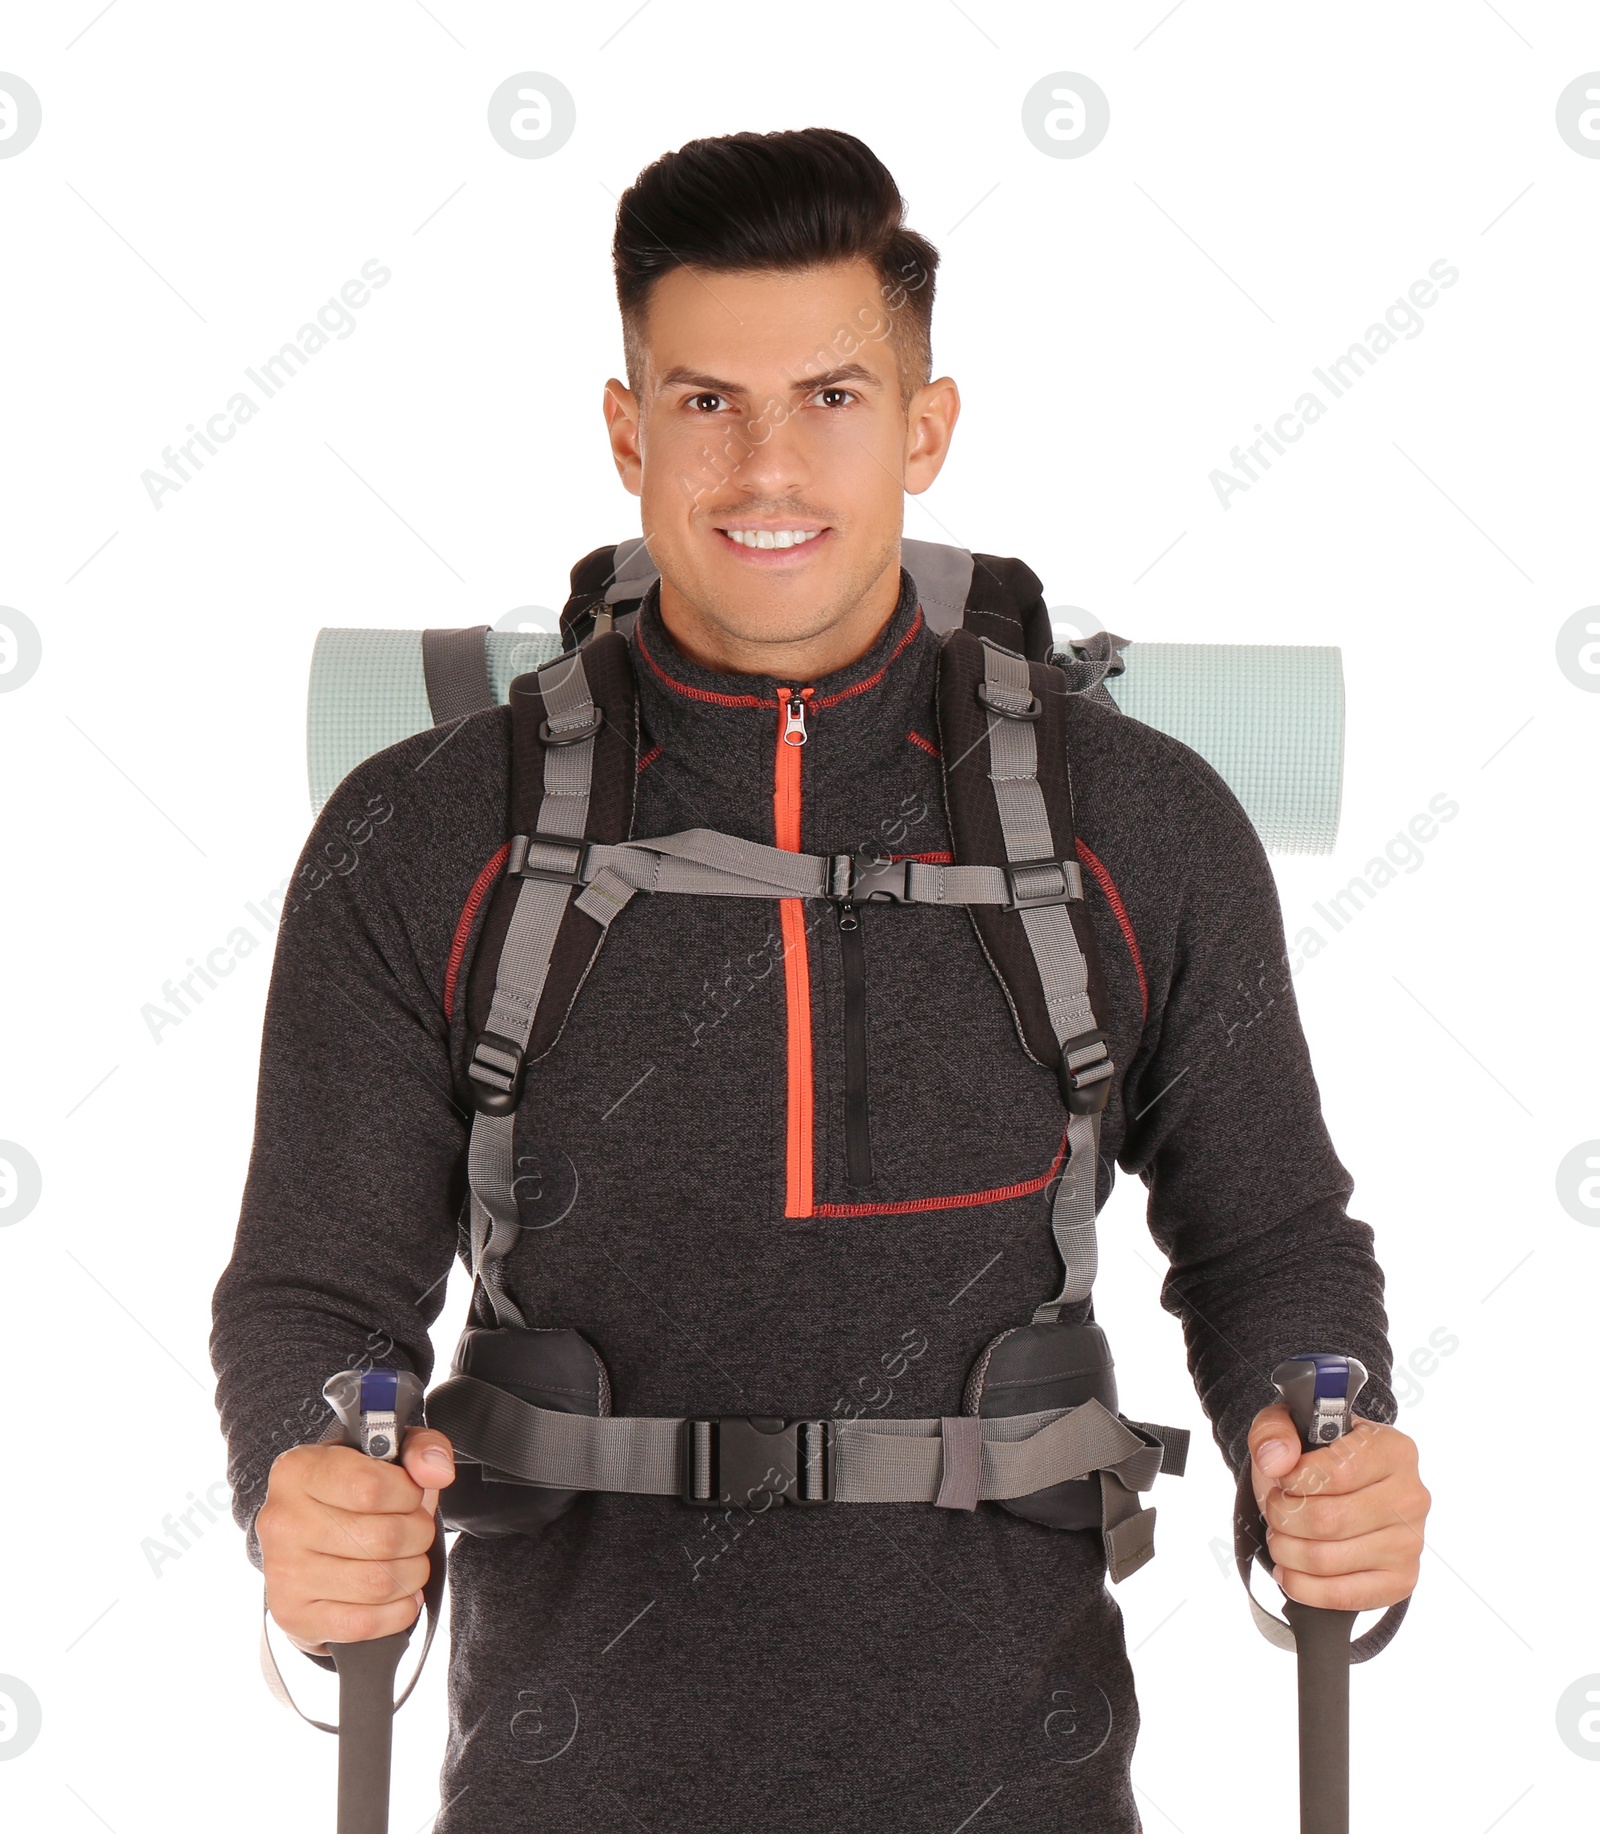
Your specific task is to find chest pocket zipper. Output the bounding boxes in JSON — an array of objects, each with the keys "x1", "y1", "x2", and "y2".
[{"x1": 836, "y1": 899, "x2": 872, "y2": 1187}]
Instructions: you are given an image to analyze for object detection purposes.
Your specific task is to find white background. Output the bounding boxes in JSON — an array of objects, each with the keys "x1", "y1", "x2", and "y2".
[{"x1": 1, "y1": 3, "x2": 1596, "y2": 1830}]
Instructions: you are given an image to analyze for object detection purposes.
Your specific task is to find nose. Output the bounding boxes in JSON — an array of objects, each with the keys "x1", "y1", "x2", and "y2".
[{"x1": 720, "y1": 406, "x2": 813, "y2": 505}]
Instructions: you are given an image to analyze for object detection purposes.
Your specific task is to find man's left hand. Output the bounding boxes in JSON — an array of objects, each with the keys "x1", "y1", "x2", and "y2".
[{"x1": 1247, "y1": 1404, "x2": 1432, "y2": 1611}]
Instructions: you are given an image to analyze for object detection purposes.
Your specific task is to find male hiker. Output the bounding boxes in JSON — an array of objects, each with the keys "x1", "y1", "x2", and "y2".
[{"x1": 211, "y1": 127, "x2": 1431, "y2": 1830}]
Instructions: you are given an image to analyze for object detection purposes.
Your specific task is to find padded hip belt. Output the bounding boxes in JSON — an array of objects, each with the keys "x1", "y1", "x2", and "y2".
[{"x1": 424, "y1": 1321, "x2": 1189, "y2": 1585}]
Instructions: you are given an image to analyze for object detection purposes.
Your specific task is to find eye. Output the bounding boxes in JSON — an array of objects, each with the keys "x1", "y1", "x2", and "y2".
[
  {"x1": 814, "y1": 386, "x2": 856, "y2": 408},
  {"x1": 687, "y1": 392, "x2": 728, "y2": 413}
]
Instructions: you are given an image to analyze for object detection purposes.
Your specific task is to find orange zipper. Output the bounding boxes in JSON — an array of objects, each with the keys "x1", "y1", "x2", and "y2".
[{"x1": 774, "y1": 686, "x2": 815, "y2": 1218}]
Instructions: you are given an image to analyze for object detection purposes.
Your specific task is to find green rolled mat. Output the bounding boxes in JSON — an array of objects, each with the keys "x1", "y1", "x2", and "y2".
[
  {"x1": 307, "y1": 628, "x2": 564, "y2": 814},
  {"x1": 307, "y1": 629, "x2": 1343, "y2": 853},
  {"x1": 1100, "y1": 643, "x2": 1343, "y2": 854}
]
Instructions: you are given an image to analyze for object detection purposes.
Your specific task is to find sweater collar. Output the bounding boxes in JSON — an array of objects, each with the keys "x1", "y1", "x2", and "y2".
[{"x1": 627, "y1": 565, "x2": 929, "y2": 741}]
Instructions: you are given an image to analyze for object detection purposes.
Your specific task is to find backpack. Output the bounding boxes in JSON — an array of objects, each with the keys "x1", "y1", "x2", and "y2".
[{"x1": 423, "y1": 539, "x2": 1188, "y2": 1589}]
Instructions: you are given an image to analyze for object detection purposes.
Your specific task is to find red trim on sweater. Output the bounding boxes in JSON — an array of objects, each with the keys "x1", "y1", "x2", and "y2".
[
  {"x1": 633, "y1": 614, "x2": 770, "y2": 706},
  {"x1": 636, "y1": 741, "x2": 663, "y2": 773},
  {"x1": 809, "y1": 607, "x2": 924, "y2": 707},
  {"x1": 906, "y1": 728, "x2": 940, "y2": 758},
  {"x1": 633, "y1": 600, "x2": 924, "y2": 710},
  {"x1": 443, "y1": 843, "x2": 509, "y2": 1022},
  {"x1": 1076, "y1": 838, "x2": 1147, "y2": 1022},
  {"x1": 811, "y1": 1116, "x2": 1072, "y2": 1217}
]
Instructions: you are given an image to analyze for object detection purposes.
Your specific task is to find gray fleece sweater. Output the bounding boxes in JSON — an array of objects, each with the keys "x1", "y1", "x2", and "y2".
[{"x1": 210, "y1": 569, "x2": 1396, "y2": 1832}]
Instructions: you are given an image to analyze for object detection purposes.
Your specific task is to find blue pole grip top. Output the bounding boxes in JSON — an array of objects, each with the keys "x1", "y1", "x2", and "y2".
[
  {"x1": 360, "y1": 1367, "x2": 400, "y2": 1415},
  {"x1": 1271, "y1": 1353, "x2": 1369, "y2": 1453}
]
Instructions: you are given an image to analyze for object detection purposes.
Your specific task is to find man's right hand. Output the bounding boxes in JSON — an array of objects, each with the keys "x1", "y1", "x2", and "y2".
[{"x1": 257, "y1": 1426, "x2": 455, "y2": 1656}]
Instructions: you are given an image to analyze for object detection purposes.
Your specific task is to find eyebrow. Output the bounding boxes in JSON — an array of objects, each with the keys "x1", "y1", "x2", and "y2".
[{"x1": 655, "y1": 362, "x2": 882, "y2": 396}]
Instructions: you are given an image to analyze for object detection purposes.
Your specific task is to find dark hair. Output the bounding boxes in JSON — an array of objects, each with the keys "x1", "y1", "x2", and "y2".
[{"x1": 613, "y1": 127, "x2": 939, "y2": 411}]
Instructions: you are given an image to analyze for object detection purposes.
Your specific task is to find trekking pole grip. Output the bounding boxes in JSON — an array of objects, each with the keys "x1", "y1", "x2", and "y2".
[
  {"x1": 320, "y1": 1367, "x2": 429, "y2": 1834},
  {"x1": 1271, "y1": 1354, "x2": 1368, "y2": 1834}
]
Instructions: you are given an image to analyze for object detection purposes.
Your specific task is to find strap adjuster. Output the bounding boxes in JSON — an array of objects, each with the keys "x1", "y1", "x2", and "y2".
[
  {"x1": 681, "y1": 1416, "x2": 834, "y2": 1508},
  {"x1": 1057, "y1": 1027, "x2": 1113, "y2": 1115},
  {"x1": 1003, "y1": 857, "x2": 1083, "y2": 910},
  {"x1": 976, "y1": 679, "x2": 1042, "y2": 721},
  {"x1": 466, "y1": 1031, "x2": 526, "y2": 1115},
  {"x1": 509, "y1": 832, "x2": 594, "y2": 886},
  {"x1": 538, "y1": 707, "x2": 604, "y2": 746}
]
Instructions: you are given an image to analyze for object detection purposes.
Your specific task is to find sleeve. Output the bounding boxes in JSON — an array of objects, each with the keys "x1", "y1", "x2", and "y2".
[
  {"x1": 208, "y1": 763, "x2": 470, "y2": 1577},
  {"x1": 1114, "y1": 741, "x2": 1399, "y2": 1481}
]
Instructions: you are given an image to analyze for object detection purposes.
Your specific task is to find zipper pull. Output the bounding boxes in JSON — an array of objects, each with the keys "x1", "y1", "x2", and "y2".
[
  {"x1": 837, "y1": 897, "x2": 858, "y2": 933},
  {"x1": 779, "y1": 687, "x2": 810, "y2": 746}
]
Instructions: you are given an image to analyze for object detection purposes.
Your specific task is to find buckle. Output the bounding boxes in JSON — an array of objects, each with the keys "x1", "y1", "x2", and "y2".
[
  {"x1": 467, "y1": 1031, "x2": 526, "y2": 1116},
  {"x1": 510, "y1": 832, "x2": 594, "y2": 886},
  {"x1": 680, "y1": 1416, "x2": 834, "y2": 1508},
  {"x1": 1003, "y1": 857, "x2": 1083, "y2": 911},
  {"x1": 976, "y1": 679, "x2": 1042, "y2": 721},
  {"x1": 830, "y1": 853, "x2": 912, "y2": 904},
  {"x1": 538, "y1": 707, "x2": 604, "y2": 746},
  {"x1": 1057, "y1": 1028, "x2": 1113, "y2": 1116}
]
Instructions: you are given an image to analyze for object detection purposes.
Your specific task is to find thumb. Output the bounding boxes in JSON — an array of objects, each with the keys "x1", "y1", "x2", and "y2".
[
  {"x1": 1248, "y1": 1403, "x2": 1302, "y2": 1480},
  {"x1": 400, "y1": 1425, "x2": 457, "y2": 1495}
]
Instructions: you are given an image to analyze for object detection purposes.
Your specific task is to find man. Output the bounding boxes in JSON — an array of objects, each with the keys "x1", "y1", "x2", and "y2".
[{"x1": 212, "y1": 127, "x2": 1430, "y2": 1831}]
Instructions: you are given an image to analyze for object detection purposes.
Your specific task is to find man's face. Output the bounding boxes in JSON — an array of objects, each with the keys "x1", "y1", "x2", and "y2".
[{"x1": 603, "y1": 257, "x2": 959, "y2": 659}]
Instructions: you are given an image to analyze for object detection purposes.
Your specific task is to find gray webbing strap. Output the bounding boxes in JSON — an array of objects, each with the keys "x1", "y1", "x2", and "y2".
[
  {"x1": 977, "y1": 644, "x2": 1112, "y2": 1321},
  {"x1": 426, "y1": 1376, "x2": 1160, "y2": 1505},
  {"x1": 507, "y1": 826, "x2": 1052, "y2": 908},
  {"x1": 466, "y1": 651, "x2": 602, "y2": 1328},
  {"x1": 421, "y1": 626, "x2": 494, "y2": 724}
]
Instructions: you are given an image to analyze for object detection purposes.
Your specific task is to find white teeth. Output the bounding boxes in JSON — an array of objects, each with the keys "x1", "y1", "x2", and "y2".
[{"x1": 723, "y1": 528, "x2": 820, "y2": 549}]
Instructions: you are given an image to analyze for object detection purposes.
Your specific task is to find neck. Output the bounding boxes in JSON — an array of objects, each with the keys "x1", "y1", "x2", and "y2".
[{"x1": 656, "y1": 552, "x2": 903, "y2": 681}]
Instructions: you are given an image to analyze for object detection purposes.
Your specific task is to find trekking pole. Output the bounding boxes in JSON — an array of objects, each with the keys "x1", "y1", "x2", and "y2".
[
  {"x1": 1270, "y1": 1354, "x2": 1367, "y2": 1834},
  {"x1": 321, "y1": 1367, "x2": 429, "y2": 1834}
]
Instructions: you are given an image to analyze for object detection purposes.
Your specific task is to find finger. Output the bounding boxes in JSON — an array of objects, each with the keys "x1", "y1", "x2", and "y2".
[
  {"x1": 279, "y1": 1496, "x2": 439, "y2": 1563},
  {"x1": 1273, "y1": 1561, "x2": 1415, "y2": 1613},
  {"x1": 1265, "y1": 1520, "x2": 1420, "y2": 1580},
  {"x1": 1247, "y1": 1404, "x2": 1302, "y2": 1484},
  {"x1": 299, "y1": 1444, "x2": 427, "y2": 1514},
  {"x1": 1265, "y1": 1467, "x2": 1428, "y2": 1540},
  {"x1": 400, "y1": 1426, "x2": 457, "y2": 1494},
  {"x1": 280, "y1": 1547, "x2": 435, "y2": 1610},
  {"x1": 273, "y1": 1590, "x2": 426, "y2": 1650},
  {"x1": 1278, "y1": 1419, "x2": 1406, "y2": 1497}
]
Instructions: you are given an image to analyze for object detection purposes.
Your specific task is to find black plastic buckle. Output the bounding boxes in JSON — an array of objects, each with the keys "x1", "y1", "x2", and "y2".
[
  {"x1": 1057, "y1": 1028, "x2": 1113, "y2": 1116},
  {"x1": 467, "y1": 1032, "x2": 526, "y2": 1116},
  {"x1": 512, "y1": 832, "x2": 593, "y2": 886},
  {"x1": 976, "y1": 679, "x2": 1042, "y2": 721},
  {"x1": 831, "y1": 853, "x2": 912, "y2": 904},
  {"x1": 680, "y1": 1416, "x2": 834, "y2": 1508},
  {"x1": 1003, "y1": 857, "x2": 1081, "y2": 911},
  {"x1": 538, "y1": 707, "x2": 604, "y2": 746}
]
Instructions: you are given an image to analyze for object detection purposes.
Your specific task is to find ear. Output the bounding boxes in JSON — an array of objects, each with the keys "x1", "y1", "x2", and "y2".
[
  {"x1": 904, "y1": 375, "x2": 961, "y2": 496},
  {"x1": 603, "y1": 378, "x2": 643, "y2": 498}
]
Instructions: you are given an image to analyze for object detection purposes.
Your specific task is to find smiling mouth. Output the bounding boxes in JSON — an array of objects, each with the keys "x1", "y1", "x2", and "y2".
[{"x1": 716, "y1": 526, "x2": 828, "y2": 551}]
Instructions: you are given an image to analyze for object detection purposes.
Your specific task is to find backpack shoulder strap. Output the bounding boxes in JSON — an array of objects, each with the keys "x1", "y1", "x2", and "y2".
[
  {"x1": 936, "y1": 626, "x2": 1114, "y2": 1320},
  {"x1": 957, "y1": 552, "x2": 1055, "y2": 660},
  {"x1": 458, "y1": 631, "x2": 638, "y2": 1325}
]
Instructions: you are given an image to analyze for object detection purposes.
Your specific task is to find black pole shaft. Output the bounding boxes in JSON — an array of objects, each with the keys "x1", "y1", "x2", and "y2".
[
  {"x1": 328, "y1": 1631, "x2": 410, "y2": 1834},
  {"x1": 1281, "y1": 1602, "x2": 1358, "y2": 1834}
]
